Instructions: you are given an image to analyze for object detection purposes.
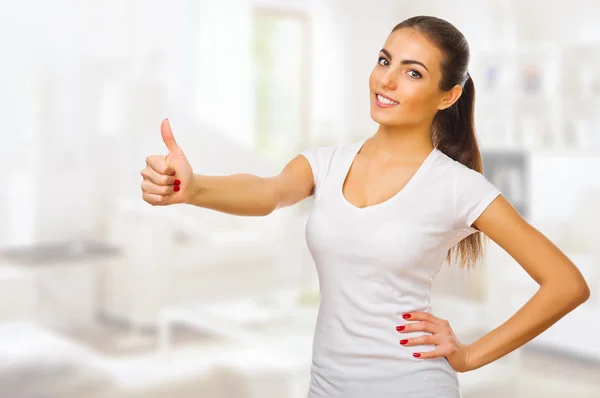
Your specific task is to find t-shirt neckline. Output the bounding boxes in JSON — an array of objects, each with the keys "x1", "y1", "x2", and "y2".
[{"x1": 340, "y1": 138, "x2": 439, "y2": 211}]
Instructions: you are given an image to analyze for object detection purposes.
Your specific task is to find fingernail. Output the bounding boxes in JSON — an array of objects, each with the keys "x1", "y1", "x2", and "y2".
[
  {"x1": 402, "y1": 314, "x2": 411, "y2": 319},
  {"x1": 413, "y1": 353, "x2": 421, "y2": 358},
  {"x1": 400, "y1": 339, "x2": 408, "y2": 345},
  {"x1": 174, "y1": 185, "x2": 181, "y2": 192},
  {"x1": 396, "y1": 326, "x2": 405, "y2": 331},
  {"x1": 174, "y1": 179, "x2": 181, "y2": 185}
]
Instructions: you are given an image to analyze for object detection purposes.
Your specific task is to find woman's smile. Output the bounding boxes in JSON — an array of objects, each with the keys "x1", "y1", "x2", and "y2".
[{"x1": 375, "y1": 92, "x2": 400, "y2": 108}]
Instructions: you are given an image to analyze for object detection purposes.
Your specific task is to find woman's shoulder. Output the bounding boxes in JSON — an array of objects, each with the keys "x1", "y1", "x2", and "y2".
[
  {"x1": 432, "y1": 150, "x2": 499, "y2": 201},
  {"x1": 431, "y1": 150, "x2": 501, "y2": 232},
  {"x1": 299, "y1": 139, "x2": 363, "y2": 188},
  {"x1": 434, "y1": 149, "x2": 484, "y2": 178}
]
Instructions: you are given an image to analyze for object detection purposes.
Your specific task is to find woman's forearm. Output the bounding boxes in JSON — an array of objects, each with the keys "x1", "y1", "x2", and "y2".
[
  {"x1": 185, "y1": 173, "x2": 279, "y2": 216},
  {"x1": 467, "y1": 280, "x2": 589, "y2": 371}
]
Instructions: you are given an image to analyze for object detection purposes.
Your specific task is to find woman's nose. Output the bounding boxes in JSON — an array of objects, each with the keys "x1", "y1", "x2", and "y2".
[{"x1": 380, "y1": 71, "x2": 397, "y2": 91}]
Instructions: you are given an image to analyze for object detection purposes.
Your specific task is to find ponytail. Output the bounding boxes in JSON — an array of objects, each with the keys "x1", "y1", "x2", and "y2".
[{"x1": 433, "y1": 73, "x2": 482, "y2": 174}]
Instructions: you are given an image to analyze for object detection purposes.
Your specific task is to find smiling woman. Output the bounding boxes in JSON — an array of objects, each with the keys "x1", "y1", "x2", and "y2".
[
  {"x1": 141, "y1": 14, "x2": 590, "y2": 398},
  {"x1": 295, "y1": 15, "x2": 588, "y2": 398}
]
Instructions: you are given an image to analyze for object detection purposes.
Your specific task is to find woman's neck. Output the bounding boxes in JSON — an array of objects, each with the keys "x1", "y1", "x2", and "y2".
[{"x1": 366, "y1": 124, "x2": 434, "y2": 162}]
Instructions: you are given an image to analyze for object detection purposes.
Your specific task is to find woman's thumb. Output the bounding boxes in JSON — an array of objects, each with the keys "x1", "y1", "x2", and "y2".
[{"x1": 161, "y1": 119, "x2": 181, "y2": 154}]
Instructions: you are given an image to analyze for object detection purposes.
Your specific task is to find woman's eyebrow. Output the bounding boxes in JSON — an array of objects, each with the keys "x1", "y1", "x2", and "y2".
[{"x1": 380, "y1": 48, "x2": 429, "y2": 72}]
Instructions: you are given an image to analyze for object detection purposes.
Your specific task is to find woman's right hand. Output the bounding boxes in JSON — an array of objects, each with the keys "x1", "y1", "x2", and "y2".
[{"x1": 141, "y1": 119, "x2": 194, "y2": 206}]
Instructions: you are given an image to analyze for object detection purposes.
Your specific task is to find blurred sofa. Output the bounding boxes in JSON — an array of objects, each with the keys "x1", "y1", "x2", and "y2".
[{"x1": 100, "y1": 199, "x2": 312, "y2": 329}]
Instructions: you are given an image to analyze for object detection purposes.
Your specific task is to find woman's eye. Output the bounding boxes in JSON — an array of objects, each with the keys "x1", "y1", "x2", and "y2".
[
  {"x1": 408, "y1": 70, "x2": 422, "y2": 79},
  {"x1": 378, "y1": 57, "x2": 389, "y2": 67}
]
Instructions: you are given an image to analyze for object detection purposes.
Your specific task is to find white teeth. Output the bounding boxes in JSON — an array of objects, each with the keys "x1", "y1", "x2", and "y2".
[{"x1": 377, "y1": 94, "x2": 398, "y2": 105}]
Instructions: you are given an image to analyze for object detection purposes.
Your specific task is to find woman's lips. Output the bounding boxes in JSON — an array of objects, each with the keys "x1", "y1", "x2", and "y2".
[{"x1": 375, "y1": 92, "x2": 399, "y2": 108}]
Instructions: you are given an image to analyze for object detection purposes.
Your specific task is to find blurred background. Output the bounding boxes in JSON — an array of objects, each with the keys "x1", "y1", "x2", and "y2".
[{"x1": 0, "y1": 0, "x2": 599, "y2": 397}]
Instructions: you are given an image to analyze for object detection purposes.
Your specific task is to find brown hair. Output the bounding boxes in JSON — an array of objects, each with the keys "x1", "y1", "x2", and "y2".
[{"x1": 392, "y1": 16, "x2": 486, "y2": 269}]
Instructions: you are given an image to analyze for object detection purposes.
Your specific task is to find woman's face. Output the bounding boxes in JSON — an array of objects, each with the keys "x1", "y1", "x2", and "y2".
[{"x1": 369, "y1": 28, "x2": 456, "y2": 128}]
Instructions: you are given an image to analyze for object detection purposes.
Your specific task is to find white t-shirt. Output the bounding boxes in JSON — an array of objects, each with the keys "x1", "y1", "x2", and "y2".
[{"x1": 299, "y1": 138, "x2": 502, "y2": 398}]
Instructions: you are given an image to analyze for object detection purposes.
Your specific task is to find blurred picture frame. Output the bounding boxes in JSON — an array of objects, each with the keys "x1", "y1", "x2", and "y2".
[{"x1": 481, "y1": 149, "x2": 529, "y2": 218}]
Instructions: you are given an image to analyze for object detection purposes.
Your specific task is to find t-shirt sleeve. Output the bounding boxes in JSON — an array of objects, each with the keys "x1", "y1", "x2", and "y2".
[
  {"x1": 453, "y1": 166, "x2": 502, "y2": 234},
  {"x1": 299, "y1": 145, "x2": 336, "y2": 197}
]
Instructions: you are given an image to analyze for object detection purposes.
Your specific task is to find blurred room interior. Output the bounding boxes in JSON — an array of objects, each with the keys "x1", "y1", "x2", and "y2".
[{"x1": 0, "y1": 0, "x2": 599, "y2": 397}]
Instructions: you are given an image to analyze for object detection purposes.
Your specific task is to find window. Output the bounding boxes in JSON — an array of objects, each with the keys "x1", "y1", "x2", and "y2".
[{"x1": 252, "y1": 8, "x2": 310, "y2": 166}]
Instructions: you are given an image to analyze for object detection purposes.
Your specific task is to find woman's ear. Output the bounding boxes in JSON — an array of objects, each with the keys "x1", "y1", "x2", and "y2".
[{"x1": 437, "y1": 84, "x2": 463, "y2": 110}]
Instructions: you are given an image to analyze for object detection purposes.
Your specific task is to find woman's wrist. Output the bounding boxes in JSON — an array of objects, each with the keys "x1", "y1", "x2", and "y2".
[
  {"x1": 463, "y1": 343, "x2": 478, "y2": 372},
  {"x1": 185, "y1": 174, "x2": 205, "y2": 206}
]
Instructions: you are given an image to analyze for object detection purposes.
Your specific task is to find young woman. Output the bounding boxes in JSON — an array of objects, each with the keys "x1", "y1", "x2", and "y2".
[{"x1": 141, "y1": 15, "x2": 590, "y2": 398}]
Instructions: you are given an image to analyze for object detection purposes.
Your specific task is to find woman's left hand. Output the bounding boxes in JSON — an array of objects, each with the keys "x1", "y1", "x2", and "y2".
[{"x1": 396, "y1": 312, "x2": 472, "y2": 373}]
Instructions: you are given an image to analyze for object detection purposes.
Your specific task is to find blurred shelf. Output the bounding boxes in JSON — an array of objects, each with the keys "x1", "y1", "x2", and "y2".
[{"x1": 472, "y1": 39, "x2": 600, "y2": 153}]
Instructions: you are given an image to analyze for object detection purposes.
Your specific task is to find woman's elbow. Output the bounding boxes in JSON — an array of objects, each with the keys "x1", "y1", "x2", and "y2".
[
  {"x1": 563, "y1": 262, "x2": 592, "y2": 305},
  {"x1": 576, "y1": 280, "x2": 591, "y2": 304},
  {"x1": 572, "y1": 265, "x2": 592, "y2": 304},
  {"x1": 565, "y1": 277, "x2": 591, "y2": 306},
  {"x1": 548, "y1": 276, "x2": 591, "y2": 308}
]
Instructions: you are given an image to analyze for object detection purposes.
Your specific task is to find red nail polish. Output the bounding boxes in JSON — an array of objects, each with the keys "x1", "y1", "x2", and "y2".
[
  {"x1": 413, "y1": 353, "x2": 421, "y2": 358},
  {"x1": 402, "y1": 314, "x2": 411, "y2": 319},
  {"x1": 396, "y1": 326, "x2": 405, "y2": 331},
  {"x1": 400, "y1": 339, "x2": 408, "y2": 345},
  {"x1": 174, "y1": 179, "x2": 181, "y2": 185},
  {"x1": 174, "y1": 185, "x2": 180, "y2": 192}
]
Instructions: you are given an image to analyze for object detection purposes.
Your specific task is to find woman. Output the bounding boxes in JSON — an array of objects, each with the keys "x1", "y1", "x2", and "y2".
[{"x1": 141, "y1": 16, "x2": 590, "y2": 398}]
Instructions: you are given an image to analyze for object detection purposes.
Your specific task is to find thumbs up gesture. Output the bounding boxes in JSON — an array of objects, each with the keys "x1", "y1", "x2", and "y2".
[{"x1": 141, "y1": 119, "x2": 194, "y2": 206}]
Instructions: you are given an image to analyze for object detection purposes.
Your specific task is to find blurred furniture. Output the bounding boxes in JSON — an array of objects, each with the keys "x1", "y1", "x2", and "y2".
[
  {"x1": 82, "y1": 349, "x2": 228, "y2": 398},
  {"x1": 101, "y1": 199, "x2": 311, "y2": 330},
  {"x1": 0, "y1": 321, "x2": 113, "y2": 398},
  {"x1": 0, "y1": 321, "x2": 230, "y2": 398},
  {"x1": 0, "y1": 241, "x2": 121, "y2": 330},
  {"x1": 158, "y1": 286, "x2": 317, "y2": 398},
  {"x1": 158, "y1": 285, "x2": 318, "y2": 353},
  {"x1": 0, "y1": 267, "x2": 37, "y2": 323},
  {"x1": 211, "y1": 338, "x2": 313, "y2": 398}
]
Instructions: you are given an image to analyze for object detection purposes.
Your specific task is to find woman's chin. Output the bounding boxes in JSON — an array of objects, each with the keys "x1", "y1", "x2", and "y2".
[{"x1": 370, "y1": 109, "x2": 399, "y2": 125}]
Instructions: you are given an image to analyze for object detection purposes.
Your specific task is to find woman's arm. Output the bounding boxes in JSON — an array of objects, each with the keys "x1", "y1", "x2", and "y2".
[
  {"x1": 465, "y1": 195, "x2": 591, "y2": 371},
  {"x1": 185, "y1": 154, "x2": 315, "y2": 216},
  {"x1": 142, "y1": 119, "x2": 315, "y2": 214}
]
